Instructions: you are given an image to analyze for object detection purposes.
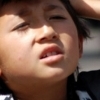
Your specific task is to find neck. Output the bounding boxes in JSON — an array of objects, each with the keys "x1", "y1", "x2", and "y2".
[{"x1": 15, "y1": 79, "x2": 67, "y2": 100}]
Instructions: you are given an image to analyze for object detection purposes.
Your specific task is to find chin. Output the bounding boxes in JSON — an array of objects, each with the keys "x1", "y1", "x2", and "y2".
[{"x1": 39, "y1": 67, "x2": 69, "y2": 83}]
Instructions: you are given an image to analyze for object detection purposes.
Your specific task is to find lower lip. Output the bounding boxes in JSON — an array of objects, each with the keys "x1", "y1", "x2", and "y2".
[{"x1": 40, "y1": 54, "x2": 64, "y2": 64}]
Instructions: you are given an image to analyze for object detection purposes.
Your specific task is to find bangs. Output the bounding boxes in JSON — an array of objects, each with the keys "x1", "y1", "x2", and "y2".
[
  {"x1": 0, "y1": 0, "x2": 17, "y2": 6},
  {"x1": 0, "y1": 0, "x2": 33, "y2": 7}
]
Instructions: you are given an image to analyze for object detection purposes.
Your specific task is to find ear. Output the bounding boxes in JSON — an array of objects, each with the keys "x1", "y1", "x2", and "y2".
[{"x1": 79, "y1": 36, "x2": 83, "y2": 58}]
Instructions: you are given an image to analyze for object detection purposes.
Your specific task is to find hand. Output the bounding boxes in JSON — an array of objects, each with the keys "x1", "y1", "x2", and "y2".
[{"x1": 69, "y1": 0, "x2": 100, "y2": 20}]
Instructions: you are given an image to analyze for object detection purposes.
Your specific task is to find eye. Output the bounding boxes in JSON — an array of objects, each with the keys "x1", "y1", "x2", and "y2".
[
  {"x1": 13, "y1": 22, "x2": 29, "y2": 31},
  {"x1": 49, "y1": 15, "x2": 66, "y2": 20}
]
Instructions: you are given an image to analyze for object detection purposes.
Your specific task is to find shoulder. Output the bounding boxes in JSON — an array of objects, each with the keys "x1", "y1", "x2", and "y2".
[{"x1": 76, "y1": 70, "x2": 100, "y2": 100}]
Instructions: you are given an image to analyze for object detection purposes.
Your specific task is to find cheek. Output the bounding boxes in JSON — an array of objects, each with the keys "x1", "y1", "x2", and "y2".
[
  {"x1": 59, "y1": 22, "x2": 80, "y2": 67},
  {"x1": 61, "y1": 34, "x2": 79, "y2": 76},
  {"x1": 60, "y1": 21, "x2": 79, "y2": 55},
  {"x1": 0, "y1": 36, "x2": 35, "y2": 70},
  {"x1": 62, "y1": 33, "x2": 79, "y2": 62},
  {"x1": 0, "y1": 41, "x2": 38, "y2": 82}
]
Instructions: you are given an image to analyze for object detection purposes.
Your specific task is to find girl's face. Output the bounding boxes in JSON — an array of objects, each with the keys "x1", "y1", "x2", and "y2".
[{"x1": 0, "y1": 0, "x2": 83, "y2": 91}]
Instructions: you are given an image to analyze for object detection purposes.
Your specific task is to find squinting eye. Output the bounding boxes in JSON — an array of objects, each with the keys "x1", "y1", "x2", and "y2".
[
  {"x1": 13, "y1": 23, "x2": 29, "y2": 31},
  {"x1": 49, "y1": 16, "x2": 66, "y2": 20}
]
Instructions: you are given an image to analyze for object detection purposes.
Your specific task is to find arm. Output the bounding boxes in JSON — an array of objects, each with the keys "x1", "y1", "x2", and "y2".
[{"x1": 69, "y1": 0, "x2": 100, "y2": 20}]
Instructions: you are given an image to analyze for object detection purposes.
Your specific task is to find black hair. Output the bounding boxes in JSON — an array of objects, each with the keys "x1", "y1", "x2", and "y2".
[
  {"x1": 60, "y1": 0, "x2": 90, "y2": 39},
  {"x1": 0, "y1": 0, "x2": 21, "y2": 6},
  {"x1": 0, "y1": 78, "x2": 12, "y2": 94}
]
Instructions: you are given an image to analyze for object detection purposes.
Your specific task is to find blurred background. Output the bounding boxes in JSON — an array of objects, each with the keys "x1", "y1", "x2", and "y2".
[{"x1": 79, "y1": 19, "x2": 100, "y2": 72}]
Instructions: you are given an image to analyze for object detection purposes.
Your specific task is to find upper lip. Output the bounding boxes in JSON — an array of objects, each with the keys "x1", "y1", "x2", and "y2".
[{"x1": 40, "y1": 44, "x2": 63, "y2": 59}]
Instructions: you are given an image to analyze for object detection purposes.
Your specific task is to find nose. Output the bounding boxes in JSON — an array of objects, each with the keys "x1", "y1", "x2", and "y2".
[{"x1": 35, "y1": 25, "x2": 59, "y2": 43}]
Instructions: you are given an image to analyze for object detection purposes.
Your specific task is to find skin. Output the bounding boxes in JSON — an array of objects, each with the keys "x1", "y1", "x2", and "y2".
[
  {"x1": 0, "y1": 0, "x2": 83, "y2": 100},
  {"x1": 70, "y1": 0, "x2": 100, "y2": 20}
]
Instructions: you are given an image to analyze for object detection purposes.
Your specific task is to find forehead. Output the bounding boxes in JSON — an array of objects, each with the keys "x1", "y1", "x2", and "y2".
[{"x1": 0, "y1": 0, "x2": 67, "y2": 15}]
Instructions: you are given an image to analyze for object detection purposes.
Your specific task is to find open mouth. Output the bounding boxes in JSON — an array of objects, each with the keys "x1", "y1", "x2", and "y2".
[
  {"x1": 40, "y1": 45, "x2": 63, "y2": 59},
  {"x1": 40, "y1": 51, "x2": 61, "y2": 59},
  {"x1": 40, "y1": 45, "x2": 64, "y2": 64}
]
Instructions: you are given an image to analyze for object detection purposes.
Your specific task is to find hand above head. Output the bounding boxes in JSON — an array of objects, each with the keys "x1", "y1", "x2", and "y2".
[{"x1": 69, "y1": 0, "x2": 100, "y2": 20}]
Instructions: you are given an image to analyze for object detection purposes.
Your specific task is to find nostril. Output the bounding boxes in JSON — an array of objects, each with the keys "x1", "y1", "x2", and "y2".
[
  {"x1": 53, "y1": 36, "x2": 57, "y2": 39},
  {"x1": 40, "y1": 35, "x2": 57, "y2": 42},
  {"x1": 40, "y1": 37, "x2": 46, "y2": 41}
]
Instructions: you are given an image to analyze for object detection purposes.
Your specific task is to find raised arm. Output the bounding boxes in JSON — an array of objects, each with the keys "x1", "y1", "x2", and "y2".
[{"x1": 69, "y1": 0, "x2": 100, "y2": 20}]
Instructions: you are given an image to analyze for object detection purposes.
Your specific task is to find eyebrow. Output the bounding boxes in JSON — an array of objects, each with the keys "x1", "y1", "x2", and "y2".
[
  {"x1": 17, "y1": 9, "x2": 32, "y2": 17},
  {"x1": 17, "y1": 4, "x2": 64, "y2": 17},
  {"x1": 44, "y1": 4, "x2": 64, "y2": 12}
]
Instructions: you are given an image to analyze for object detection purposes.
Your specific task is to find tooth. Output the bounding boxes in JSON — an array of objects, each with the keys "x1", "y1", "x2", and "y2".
[
  {"x1": 52, "y1": 52, "x2": 57, "y2": 55},
  {"x1": 47, "y1": 52, "x2": 52, "y2": 57},
  {"x1": 43, "y1": 54, "x2": 47, "y2": 58}
]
